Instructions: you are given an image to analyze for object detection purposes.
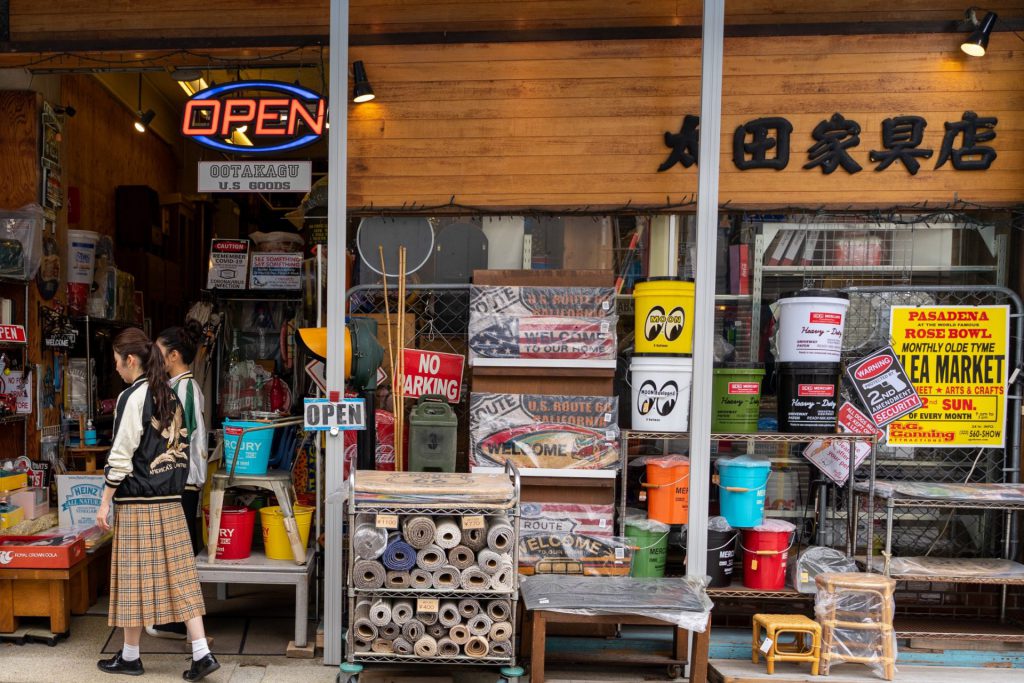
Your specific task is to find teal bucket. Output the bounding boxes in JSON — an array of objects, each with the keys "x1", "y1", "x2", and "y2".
[
  {"x1": 716, "y1": 456, "x2": 771, "y2": 528},
  {"x1": 223, "y1": 421, "x2": 275, "y2": 476}
]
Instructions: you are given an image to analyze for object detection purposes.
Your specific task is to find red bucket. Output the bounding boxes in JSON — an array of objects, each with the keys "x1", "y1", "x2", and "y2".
[
  {"x1": 741, "y1": 528, "x2": 793, "y2": 590},
  {"x1": 204, "y1": 506, "x2": 256, "y2": 560}
]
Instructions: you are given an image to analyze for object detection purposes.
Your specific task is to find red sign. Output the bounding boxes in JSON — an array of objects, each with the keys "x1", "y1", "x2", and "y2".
[
  {"x1": 838, "y1": 402, "x2": 885, "y2": 441},
  {"x1": 401, "y1": 349, "x2": 465, "y2": 403},
  {"x1": 810, "y1": 312, "x2": 843, "y2": 325},
  {"x1": 799, "y1": 384, "x2": 835, "y2": 397},
  {"x1": 854, "y1": 355, "x2": 893, "y2": 381},
  {"x1": 0, "y1": 325, "x2": 27, "y2": 343},
  {"x1": 728, "y1": 382, "x2": 760, "y2": 394}
]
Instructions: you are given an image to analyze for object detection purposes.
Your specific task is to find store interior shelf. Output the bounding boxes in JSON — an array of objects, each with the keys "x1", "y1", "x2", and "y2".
[
  {"x1": 622, "y1": 431, "x2": 876, "y2": 443},
  {"x1": 469, "y1": 358, "x2": 616, "y2": 369},
  {"x1": 762, "y1": 265, "x2": 999, "y2": 275},
  {"x1": 472, "y1": 466, "x2": 616, "y2": 480},
  {"x1": 350, "y1": 504, "x2": 516, "y2": 516},
  {"x1": 707, "y1": 583, "x2": 811, "y2": 600},
  {"x1": 887, "y1": 572, "x2": 1024, "y2": 586},
  {"x1": 351, "y1": 653, "x2": 512, "y2": 665},
  {"x1": 350, "y1": 588, "x2": 516, "y2": 599},
  {"x1": 895, "y1": 618, "x2": 1024, "y2": 642}
]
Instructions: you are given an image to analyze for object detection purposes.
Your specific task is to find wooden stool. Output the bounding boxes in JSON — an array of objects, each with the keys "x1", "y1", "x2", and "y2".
[
  {"x1": 752, "y1": 613, "x2": 821, "y2": 675},
  {"x1": 815, "y1": 573, "x2": 896, "y2": 681},
  {"x1": 0, "y1": 558, "x2": 88, "y2": 634}
]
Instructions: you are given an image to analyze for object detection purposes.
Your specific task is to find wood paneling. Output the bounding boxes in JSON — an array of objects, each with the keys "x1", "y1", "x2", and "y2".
[{"x1": 347, "y1": 32, "x2": 1024, "y2": 209}]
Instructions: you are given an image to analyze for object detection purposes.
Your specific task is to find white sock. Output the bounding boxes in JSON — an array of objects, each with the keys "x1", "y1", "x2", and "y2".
[
  {"x1": 122, "y1": 643, "x2": 140, "y2": 661},
  {"x1": 191, "y1": 637, "x2": 210, "y2": 661}
]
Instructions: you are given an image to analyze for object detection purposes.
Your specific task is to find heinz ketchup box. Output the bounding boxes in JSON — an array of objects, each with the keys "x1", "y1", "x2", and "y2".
[{"x1": 0, "y1": 535, "x2": 86, "y2": 569}]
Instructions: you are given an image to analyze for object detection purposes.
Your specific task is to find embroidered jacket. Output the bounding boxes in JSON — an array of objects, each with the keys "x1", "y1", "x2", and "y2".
[{"x1": 170, "y1": 370, "x2": 208, "y2": 490}]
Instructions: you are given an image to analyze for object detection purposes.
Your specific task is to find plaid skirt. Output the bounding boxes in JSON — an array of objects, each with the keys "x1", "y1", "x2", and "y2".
[{"x1": 108, "y1": 501, "x2": 206, "y2": 627}]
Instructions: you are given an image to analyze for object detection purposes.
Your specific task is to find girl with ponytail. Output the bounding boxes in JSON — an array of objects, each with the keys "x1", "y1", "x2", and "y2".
[{"x1": 95, "y1": 328, "x2": 219, "y2": 680}]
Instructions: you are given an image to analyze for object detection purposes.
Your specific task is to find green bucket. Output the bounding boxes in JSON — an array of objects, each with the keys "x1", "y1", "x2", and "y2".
[
  {"x1": 626, "y1": 519, "x2": 670, "y2": 578},
  {"x1": 711, "y1": 367, "x2": 765, "y2": 433}
]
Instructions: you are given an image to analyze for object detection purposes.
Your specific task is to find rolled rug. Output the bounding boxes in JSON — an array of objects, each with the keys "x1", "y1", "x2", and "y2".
[
  {"x1": 401, "y1": 618, "x2": 425, "y2": 643},
  {"x1": 490, "y1": 565, "x2": 515, "y2": 591},
  {"x1": 353, "y1": 617, "x2": 379, "y2": 641},
  {"x1": 477, "y1": 549, "x2": 504, "y2": 575},
  {"x1": 460, "y1": 566, "x2": 491, "y2": 590},
  {"x1": 417, "y1": 609, "x2": 439, "y2": 626},
  {"x1": 448, "y1": 624, "x2": 470, "y2": 646},
  {"x1": 416, "y1": 544, "x2": 447, "y2": 571},
  {"x1": 457, "y1": 598, "x2": 481, "y2": 620},
  {"x1": 462, "y1": 527, "x2": 487, "y2": 551},
  {"x1": 354, "y1": 637, "x2": 372, "y2": 653},
  {"x1": 392, "y1": 637, "x2": 414, "y2": 655},
  {"x1": 500, "y1": 552, "x2": 514, "y2": 567},
  {"x1": 486, "y1": 600, "x2": 511, "y2": 622},
  {"x1": 447, "y1": 545, "x2": 476, "y2": 570},
  {"x1": 414, "y1": 634, "x2": 438, "y2": 658},
  {"x1": 427, "y1": 623, "x2": 447, "y2": 639},
  {"x1": 354, "y1": 599, "x2": 372, "y2": 620},
  {"x1": 401, "y1": 516, "x2": 436, "y2": 549},
  {"x1": 489, "y1": 621, "x2": 513, "y2": 642},
  {"x1": 435, "y1": 517, "x2": 462, "y2": 549},
  {"x1": 391, "y1": 599, "x2": 415, "y2": 625},
  {"x1": 410, "y1": 567, "x2": 433, "y2": 589},
  {"x1": 465, "y1": 635, "x2": 490, "y2": 658},
  {"x1": 382, "y1": 537, "x2": 417, "y2": 571},
  {"x1": 486, "y1": 517, "x2": 514, "y2": 553},
  {"x1": 380, "y1": 622, "x2": 400, "y2": 640},
  {"x1": 467, "y1": 613, "x2": 493, "y2": 637},
  {"x1": 353, "y1": 560, "x2": 386, "y2": 589},
  {"x1": 490, "y1": 640, "x2": 513, "y2": 658},
  {"x1": 353, "y1": 523, "x2": 389, "y2": 560},
  {"x1": 431, "y1": 565, "x2": 461, "y2": 589},
  {"x1": 371, "y1": 639, "x2": 394, "y2": 654},
  {"x1": 437, "y1": 637, "x2": 460, "y2": 657},
  {"x1": 438, "y1": 601, "x2": 461, "y2": 627},
  {"x1": 385, "y1": 570, "x2": 411, "y2": 589},
  {"x1": 369, "y1": 600, "x2": 392, "y2": 627}
]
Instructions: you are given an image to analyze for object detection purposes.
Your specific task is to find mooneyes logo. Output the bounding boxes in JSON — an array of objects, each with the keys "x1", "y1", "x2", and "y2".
[
  {"x1": 643, "y1": 306, "x2": 685, "y2": 342},
  {"x1": 182, "y1": 80, "x2": 326, "y2": 153},
  {"x1": 637, "y1": 380, "x2": 679, "y2": 416}
]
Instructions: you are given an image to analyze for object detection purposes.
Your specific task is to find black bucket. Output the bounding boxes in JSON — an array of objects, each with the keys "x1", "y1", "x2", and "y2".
[
  {"x1": 707, "y1": 529, "x2": 738, "y2": 587},
  {"x1": 776, "y1": 362, "x2": 841, "y2": 433}
]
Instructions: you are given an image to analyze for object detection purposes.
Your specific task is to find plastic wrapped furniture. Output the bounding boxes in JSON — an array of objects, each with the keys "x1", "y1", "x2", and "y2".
[
  {"x1": 790, "y1": 546, "x2": 858, "y2": 594},
  {"x1": 814, "y1": 572, "x2": 896, "y2": 680},
  {"x1": 752, "y1": 613, "x2": 821, "y2": 675}
]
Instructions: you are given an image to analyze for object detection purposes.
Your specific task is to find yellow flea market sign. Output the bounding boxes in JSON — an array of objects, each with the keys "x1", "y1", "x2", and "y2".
[{"x1": 890, "y1": 305, "x2": 1009, "y2": 448}]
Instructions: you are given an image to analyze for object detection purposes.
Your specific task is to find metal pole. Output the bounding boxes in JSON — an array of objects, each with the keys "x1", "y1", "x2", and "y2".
[
  {"x1": 685, "y1": 0, "x2": 725, "y2": 581},
  {"x1": 324, "y1": 0, "x2": 350, "y2": 666}
]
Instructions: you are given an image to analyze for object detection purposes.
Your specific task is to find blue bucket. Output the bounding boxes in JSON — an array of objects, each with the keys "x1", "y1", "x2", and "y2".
[
  {"x1": 223, "y1": 421, "x2": 275, "y2": 475},
  {"x1": 716, "y1": 456, "x2": 771, "y2": 528}
]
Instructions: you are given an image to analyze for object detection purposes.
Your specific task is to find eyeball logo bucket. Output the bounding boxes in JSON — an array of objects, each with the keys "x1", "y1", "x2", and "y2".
[
  {"x1": 637, "y1": 380, "x2": 679, "y2": 417},
  {"x1": 643, "y1": 306, "x2": 686, "y2": 343}
]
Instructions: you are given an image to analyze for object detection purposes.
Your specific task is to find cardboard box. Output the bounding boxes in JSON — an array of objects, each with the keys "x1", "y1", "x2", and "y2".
[
  {"x1": 9, "y1": 487, "x2": 49, "y2": 520},
  {"x1": 0, "y1": 535, "x2": 86, "y2": 569},
  {"x1": 0, "y1": 471, "x2": 27, "y2": 493},
  {"x1": 0, "y1": 504, "x2": 24, "y2": 529},
  {"x1": 56, "y1": 474, "x2": 112, "y2": 527}
]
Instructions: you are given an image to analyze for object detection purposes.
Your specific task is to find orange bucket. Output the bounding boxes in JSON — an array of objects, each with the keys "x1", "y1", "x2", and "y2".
[{"x1": 643, "y1": 455, "x2": 690, "y2": 525}]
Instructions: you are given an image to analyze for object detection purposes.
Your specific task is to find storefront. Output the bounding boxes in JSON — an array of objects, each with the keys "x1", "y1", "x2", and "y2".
[{"x1": 1, "y1": 1, "x2": 1023, "y2": 679}]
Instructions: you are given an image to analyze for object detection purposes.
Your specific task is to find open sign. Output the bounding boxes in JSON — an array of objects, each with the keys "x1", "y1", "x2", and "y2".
[{"x1": 303, "y1": 398, "x2": 366, "y2": 432}]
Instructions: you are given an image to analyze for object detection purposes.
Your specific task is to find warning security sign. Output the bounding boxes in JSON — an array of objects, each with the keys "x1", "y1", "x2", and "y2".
[
  {"x1": 889, "y1": 305, "x2": 1009, "y2": 448},
  {"x1": 845, "y1": 346, "x2": 921, "y2": 427}
]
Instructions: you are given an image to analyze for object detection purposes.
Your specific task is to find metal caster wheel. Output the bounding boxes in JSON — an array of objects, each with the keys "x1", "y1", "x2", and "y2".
[
  {"x1": 500, "y1": 665, "x2": 525, "y2": 683},
  {"x1": 336, "y1": 675, "x2": 359, "y2": 683},
  {"x1": 667, "y1": 664, "x2": 683, "y2": 679}
]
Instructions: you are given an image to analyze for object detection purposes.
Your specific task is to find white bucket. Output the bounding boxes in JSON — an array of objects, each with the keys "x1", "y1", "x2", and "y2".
[
  {"x1": 66, "y1": 230, "x2": 100, "y2": 316},
  {"x1": 775, "y1": 291, "x2": 850, "y2": 362},
  {"x1": 630, "y1": 355, "x2": 693, "y2": 432}
]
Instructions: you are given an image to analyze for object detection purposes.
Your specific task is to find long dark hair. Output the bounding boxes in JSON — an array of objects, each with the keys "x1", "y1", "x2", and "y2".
[
  {"x1": 158, "y1": 320, "x2": 204, "y2": 366},
  {"x1": 113, "y1": 328, "x2": 175, "y2": 430}
]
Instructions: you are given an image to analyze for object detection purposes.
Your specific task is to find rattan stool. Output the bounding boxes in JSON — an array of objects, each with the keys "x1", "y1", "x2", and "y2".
[
  {"x1": 815, "y1": 573, "x2": 896, "y2": 681},
  {"x1": 752, "y1": 613, "x2": 821, "y2": 675}
]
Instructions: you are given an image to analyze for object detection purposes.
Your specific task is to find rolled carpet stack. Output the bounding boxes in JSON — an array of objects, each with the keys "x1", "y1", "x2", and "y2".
[
  {"x1": 447, "y1": 545, "x2": 475, "y2": 570},
  {"x1": 465, "y1": 635, "x2": 490, "y2": 658},
  {"x1": 392, "y1": 637, "x2": 414, "y2": 655},
  {"x1": 385, "y1": 570, "x2": 411, "y2": 588},
  {"x1": 417, "y1": 609, "x2": 439, "y2": 626},
  {"x1": 371, "y1": 639, "x2": 394, "y2": 654},
  {"x1": 438, "y1": 601, "x2": 461, "y2": 627},
  {"x1": 354, "y1": 599, "x2": 372, "y2": 621},
  {"x1": 460, "y1": 566, "x2": 491, "y2": 590},
  {"x1": 487, "y1": 600, "x2": 511, "y2": 622},
  {"x1": 416, "y1": 544, "x2": 447, "y2": 571},
  {"x1": 486, "y1": 517, "x2": 514, "y2": 553},
  {"x1": 467, "y1": 613, "x2": 493, "y2": 637},
  {"x1": 427, "y1": 623, "x2": 447, "y2": 639},
  {"x1": 490, "y1": 565, "x2": 515, "y2": 591},
  {"x1": 477, "y1": 549, "x2": 504, "y2": 575},
  {"x1": 458, "y1": 598, "x2": 481, "y2": 620},
  {"x1": 369, "y1": 600, "x2": 392, "y2": 627},
  {"x1": 354, "y1": 638, "x2": 372, "y2": 653},
  {"x1": 380, "y1": 622, "x2": 400, "y2": 640},
  {"x1": 401, "y1": 619, "x2": 425, "y2": 642},
  {"x1": 382, "y1": 537, "x2": 417, "y2": 571},
  {"x1": 391, "y1": 599, "x2": 414, "y2": 625},
  {"x1": 402, "y1": 516, "x2": 436, "y2": 549},
  {"x1": 353, "y1": 560, "x2": 386, "y2": 589},
  {"x1": 410, "y1": 568, "x2": 433, "y2": 589},
  {"x1": 490, "y1": 640, "x2": 513, "y2": 658},
  {"x1": 462, "y1": 527, "x2": 487, "y2": 551},
  {"x1": 434, "y1": 517, "x2": 462, "y2": 549},
  {"x1": 353, "y1": 523, "x2": 389, "y2": 560},
  {"x1": 437, "y1": 637, "x2": 460, "y2": 657},
  {"x1": 414, "y1": 635, "x2": 438, "y2": 658},
  {"x1": 449, "y1": 624, "x2": 470, "y2": 646},
  {"x1": 353, "y1": 618, "x2": 378, "y2": 641},
  {"x1": 432, "y1": 565, "x2": 461, "y2": 589},
  {"x1": 489, "y1": 621, "x2": 513, "y2": 642}
]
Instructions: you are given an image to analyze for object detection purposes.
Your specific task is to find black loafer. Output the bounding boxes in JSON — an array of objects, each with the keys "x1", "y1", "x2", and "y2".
[
  {"x1": 183, "y1": 653, "x2": 220, "y2": 681},
  {"x1": 97, "y1": 651, "x2": 144, "y2": 676}
]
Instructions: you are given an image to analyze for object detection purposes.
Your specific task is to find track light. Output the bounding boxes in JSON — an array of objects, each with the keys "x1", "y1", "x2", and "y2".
[
  {"x1": 352, "y1": 60, "x2": 375, "y2": 103},
  {"x1": 170, "y1": 67, "x2": 203, "y2": 82},
  {"x1": 134, "y1": 109, "x2": 155, "y2": 133},
  {"x1": 961, "y1": 9, "x2": 998, "y2": 57}
]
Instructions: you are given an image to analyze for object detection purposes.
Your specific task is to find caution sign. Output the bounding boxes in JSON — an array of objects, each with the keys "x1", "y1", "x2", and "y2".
[
  {"x1": 845, "y1": 346, "x2": 922, "y2": 427},
  {"x1": 890, "y1": 305, "x2": 1009, "y2": 448}
]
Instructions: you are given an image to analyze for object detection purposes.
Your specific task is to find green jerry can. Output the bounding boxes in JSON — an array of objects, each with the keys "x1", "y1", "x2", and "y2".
[{"x1": 408, "y1": 394, "x2": 458, "y2": 472}]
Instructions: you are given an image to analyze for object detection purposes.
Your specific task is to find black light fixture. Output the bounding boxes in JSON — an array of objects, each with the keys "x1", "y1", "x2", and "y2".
[
  {"x1": 170, "y1": 66, "x2": 203, "y2": 82},
  {"x1": 961, "y1": 8, "x2": 998, "y2": 57},
  {"x1": 133, "y1": 73, "x2": 156, "y2": 133},
  {"x1": 352, "y1": 60, "x2": 375, "y2": 103}
]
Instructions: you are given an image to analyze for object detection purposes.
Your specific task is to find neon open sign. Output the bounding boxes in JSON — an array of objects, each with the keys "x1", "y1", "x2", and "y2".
[{"x1": 182, "y1": 80, "x2": 325, "y2": 153}]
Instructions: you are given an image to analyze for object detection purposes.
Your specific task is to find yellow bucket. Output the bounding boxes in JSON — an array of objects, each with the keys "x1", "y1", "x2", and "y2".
[
  {"x1": 634, "y1": 278, "x2": 695, "y2": 354},
  {"x1": 260, "y1": 505, "x2": 314, "y2": 561}
]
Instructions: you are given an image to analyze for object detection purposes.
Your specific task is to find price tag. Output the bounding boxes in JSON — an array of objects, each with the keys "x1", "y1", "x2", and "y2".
[
  {"x1": 801, "y1": 572, "x2": 810, "y2": 584},
  {"x1": 375, "y1": 514, "x2": 399, "y2": 529},
  {"x1": 538, "y1": 598, "x2": 549, "y2": 604},
  {"x1": 417, "y1": 598, "x2": 439, "y2": 613},
  {"x1": 614, "y1": 547, "x2": 625, "y2": 561},
  {"x1": 605, "y1": 429, "x2": 616, "y2": 440},
  {"x1": 462, "y1": 515, "x2": 485, "y2": 530},
  {"x1": 603, "y1": 412, "x2": 612, "y2": 423},
  {"x1": 599, "y1": 519, "x2": 607, "y2": 529},
  {"x1": 759, "y1": 637, "x2": 773, "y2": 655}
]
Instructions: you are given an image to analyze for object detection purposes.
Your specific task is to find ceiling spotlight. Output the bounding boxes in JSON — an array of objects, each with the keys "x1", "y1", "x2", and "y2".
[
  {"x1": 134, "y1": 109, "x2": 156, "y2": 133},
  {"x1": 170, "y1": 67, "x2": 203, "y2": 82},
  {"x1": 352, "y1": 60, "x2": 375, "y2": 103},
  {"x1": 961, "y1": 9, "x2": 998, "y2": 57}
]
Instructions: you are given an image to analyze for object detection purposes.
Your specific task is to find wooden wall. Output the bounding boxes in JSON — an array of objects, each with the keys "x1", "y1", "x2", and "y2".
[
  {"x1": 347, "y1": 32, "x2": 1024, "y2": 209},
  {"x1": 7, "y1": 1, "x2": 1024, "y2": 40}
]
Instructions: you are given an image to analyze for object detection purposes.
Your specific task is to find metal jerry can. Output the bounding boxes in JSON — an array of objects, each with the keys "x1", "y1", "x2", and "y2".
[{"x1": 407, "y1": 394, "x2": 458, "y2": 472}]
